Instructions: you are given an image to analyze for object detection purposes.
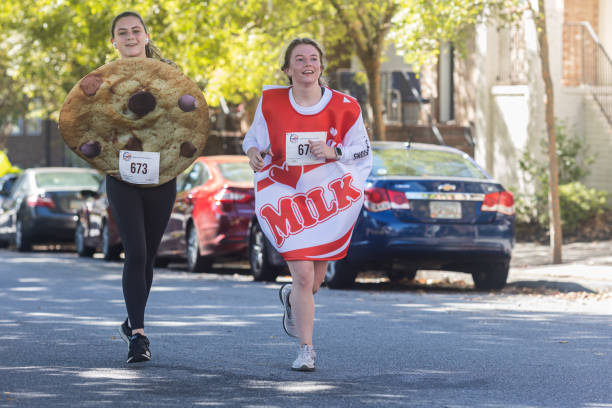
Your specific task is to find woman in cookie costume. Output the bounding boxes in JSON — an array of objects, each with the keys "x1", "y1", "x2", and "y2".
[
  {"x1": 107, "y1": 11, "x2": 177, "y2": 364},
  {"x1": 243, "y1": 37, "x2": 372, "y2": 371}
]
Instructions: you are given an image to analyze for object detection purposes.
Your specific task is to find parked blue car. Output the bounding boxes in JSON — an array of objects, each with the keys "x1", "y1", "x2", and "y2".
[{"x1": 247, "y1": 141, "x2": 515, "y2": 290}]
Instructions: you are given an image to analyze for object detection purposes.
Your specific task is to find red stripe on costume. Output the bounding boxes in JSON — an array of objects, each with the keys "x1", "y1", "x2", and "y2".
[
  {"x1": 256, "y1": 162, "x2": 329, "y2": 192},
  {"x1": 280, "y1": 226, "x2": 354, "y2": 261},
  {"x1": 257, "y1": 178, "x2": 274, "y2": 191}
]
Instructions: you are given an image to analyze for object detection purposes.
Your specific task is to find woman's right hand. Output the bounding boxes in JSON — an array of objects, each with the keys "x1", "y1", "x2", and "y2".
[{"x1": 247, "y1": 147, "x2": 268, "y2": 172}]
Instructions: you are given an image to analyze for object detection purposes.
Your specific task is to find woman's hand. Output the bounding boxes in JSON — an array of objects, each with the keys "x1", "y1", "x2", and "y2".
[
  {"x1": 247, "y1": 146, "x2": 271, "y2": 172},
  {"x1": 308, "y1": 139, "x2": 335, "y2": 160}
]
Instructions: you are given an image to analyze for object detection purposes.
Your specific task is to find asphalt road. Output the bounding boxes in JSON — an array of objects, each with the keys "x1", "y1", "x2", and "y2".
[{"x1": 0, "y1": 247, "x2": 611, "y2": 407}]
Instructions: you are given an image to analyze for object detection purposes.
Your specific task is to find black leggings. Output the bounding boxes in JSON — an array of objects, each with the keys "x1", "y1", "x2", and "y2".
[{"x1": 106, "y1": 175, "x2": 176, "y2": 330}]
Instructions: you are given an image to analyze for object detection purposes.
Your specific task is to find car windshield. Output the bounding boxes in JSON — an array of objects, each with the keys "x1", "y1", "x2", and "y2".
[
  {"x1": 35, "y1": 171, "x2": 101, "y2": 189},
  {"x1": 218, "y1": 162, "x2": 253, "y2": 183},
  {"x1": 371, "y1": 148, "x2": 487, "y2": 179}
]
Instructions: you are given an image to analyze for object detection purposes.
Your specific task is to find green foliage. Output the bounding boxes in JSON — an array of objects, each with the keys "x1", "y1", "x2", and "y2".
[
  {"x1": 516, "y1": 119, "x2": 609, "y2": 235},
  {"x1": 558, "y1": 182, "x2": 609, "y2": 234},
  {"x1": 509, "y1": 186, "x2": 537, "y2": 224},
  {"x1": 519, "y1": 119, "x2": 595, "y2": 186},
  {"x1": 390, "y1": 0, "x2": 524, "y2": 68},
  {"x1": 0, "y1": 0, "x2": 526, "y2": 122}
]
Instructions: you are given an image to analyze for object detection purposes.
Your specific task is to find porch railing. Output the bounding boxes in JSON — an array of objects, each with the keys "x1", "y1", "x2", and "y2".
[{"x1": 564, "y1": 21, "x2": 612, "y2": 126}]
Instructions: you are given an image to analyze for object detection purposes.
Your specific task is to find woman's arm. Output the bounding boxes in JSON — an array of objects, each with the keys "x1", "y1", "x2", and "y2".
[
  {"x1": 336, "y1": 113, "x2": 370, "y2": 164},
  {"x1": 242, "y1": 97, "x2": 271, "y2": 171},
  {"x1": 242, "y1": 97, "x2": 268, "y2": 154}
]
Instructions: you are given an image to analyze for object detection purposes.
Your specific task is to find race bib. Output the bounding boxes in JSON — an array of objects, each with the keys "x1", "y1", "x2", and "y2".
[
  {"x1": 285, "y1": 132, "x2": 326, "y2": 165},
  {"x1": 118, "y1": 150, "x2": 160, "y2": 184}
]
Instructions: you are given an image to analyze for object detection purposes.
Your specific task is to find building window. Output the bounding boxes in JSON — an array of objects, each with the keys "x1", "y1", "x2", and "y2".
[
  {"x1": 25, "y1": 118, "x2": 42, "y2": 136},
  {"x1": 7, "y1": 117, "x2": 42, "y2": 137},
  {"x1": 8, "y1": 118, "x2": 24, "y2": 137},
  {"x1": 496, "y1": 23, "x2": 528, "y2": 85}
]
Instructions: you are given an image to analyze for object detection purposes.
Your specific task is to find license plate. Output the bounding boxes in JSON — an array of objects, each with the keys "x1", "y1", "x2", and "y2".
[{"x1": 429, "y1": 201, "x2": 461, "y2": 219}]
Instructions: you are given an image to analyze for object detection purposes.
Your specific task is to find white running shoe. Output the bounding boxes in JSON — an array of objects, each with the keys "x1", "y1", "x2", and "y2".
[
  {"x1": 279, "y1": 283, "x2": 297, "y2": 338},
  {"x1": 292, "y1": 344, "x2": 316, "y2": 372}
]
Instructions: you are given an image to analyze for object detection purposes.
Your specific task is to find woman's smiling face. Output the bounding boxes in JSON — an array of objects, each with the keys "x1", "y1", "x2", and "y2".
[
  {"x1": 284, "y1": 44, "x2": 322, "y2": 87},
  {"x1": 111, "y1": 16, "x2": 149, "y2": 59}
]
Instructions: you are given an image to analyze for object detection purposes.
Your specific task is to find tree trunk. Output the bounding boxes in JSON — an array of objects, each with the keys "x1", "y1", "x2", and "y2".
[
  {"x1": 364, "y1": 57, "x2": 385, "y2": 141},
  {"x1": 536, "y1": 0, "x2": 563, "y2": 263}
]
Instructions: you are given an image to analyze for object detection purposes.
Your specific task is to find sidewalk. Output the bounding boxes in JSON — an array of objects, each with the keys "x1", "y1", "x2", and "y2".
[{"x1": 508, "y1": 240, "x2": 612, "y2": 294}]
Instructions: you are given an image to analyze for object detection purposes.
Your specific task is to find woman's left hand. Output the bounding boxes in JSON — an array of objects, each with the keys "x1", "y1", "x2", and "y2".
[{"x1": 309, "y1": 139, "x2": 335, "y2": 160}]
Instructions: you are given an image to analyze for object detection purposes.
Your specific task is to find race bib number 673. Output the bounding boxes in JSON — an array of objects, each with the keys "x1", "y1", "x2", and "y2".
[
  {"x1": 285, "y1": 131, "x2": 326, "y2": 165},
  {"x1": 118, "y1": 150, "x2": 160, "y2": 184}
]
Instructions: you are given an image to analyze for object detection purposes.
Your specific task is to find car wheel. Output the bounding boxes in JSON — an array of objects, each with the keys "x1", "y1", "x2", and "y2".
[
  {"x1": 75, "y1": 222, "x2": 95, "y2": 257},
  {"x1": 154, "y1": 257, "x2": 169, "y2": 268},
  {"x1": 248, "y1": 222, "x2": 281, "y2": 282},
  {"x1": 325, "y1": 259, "x2": 357, "y2": 289},
  {"x1": 15, "y1": 219, "x2": 32, "y2": 252},
  {"x1": 471, "y1": 261, "x2": 509, "y2": 291},
  {"x1": 186, "y1": 225, "x2": 213, "y2": 273},
  {"x1": 102, "y1": 222, "x2": 121, "y2": 261}
]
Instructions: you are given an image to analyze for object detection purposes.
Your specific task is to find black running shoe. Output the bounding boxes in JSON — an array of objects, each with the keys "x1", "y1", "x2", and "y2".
[
  {"x1": 118, "y1": 318, "x2": 132, "y2": 344},
  {"x1": 127, "y1": 333, "x2": 151, "y2": 363}
]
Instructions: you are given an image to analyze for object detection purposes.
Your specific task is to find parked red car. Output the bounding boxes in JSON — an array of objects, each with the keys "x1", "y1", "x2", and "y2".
[{"x1": 155, "y1": 155, "x2": 255, "y2": 272}]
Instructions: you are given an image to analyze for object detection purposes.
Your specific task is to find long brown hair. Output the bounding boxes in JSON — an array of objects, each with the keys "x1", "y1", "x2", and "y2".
[
  {"x1": 110, "y1": 11, "x2": 169, "y2": 63},
  {"x1": 281, "y1": 37, "x2": 327, "y2": 86}
]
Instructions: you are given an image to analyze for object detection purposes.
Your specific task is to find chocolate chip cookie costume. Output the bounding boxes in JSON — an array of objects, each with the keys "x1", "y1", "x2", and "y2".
[{"x1": 59, "y1": 57, "x2": 209, "y2": 186}]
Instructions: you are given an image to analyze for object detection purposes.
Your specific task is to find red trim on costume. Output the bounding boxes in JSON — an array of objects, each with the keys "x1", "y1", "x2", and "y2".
[{"x1": 280, "y1": 226, "x2": 354, "y2": 261}]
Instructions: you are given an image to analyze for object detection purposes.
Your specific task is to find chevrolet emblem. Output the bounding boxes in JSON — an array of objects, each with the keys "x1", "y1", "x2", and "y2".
[{"x1": 438, "y1": 183, "x2": 457, "y2": 192}]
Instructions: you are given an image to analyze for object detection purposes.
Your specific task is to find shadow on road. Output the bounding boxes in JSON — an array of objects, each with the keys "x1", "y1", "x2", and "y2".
[
  {"x1": 506, "y1": 280, "x2": 595, "y2": 293},
  {"x1": 171, "y1": 261, "x2": 602, "y2": 297}
]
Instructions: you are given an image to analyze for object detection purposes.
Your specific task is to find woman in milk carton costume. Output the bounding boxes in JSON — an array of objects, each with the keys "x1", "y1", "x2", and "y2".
[{"x1": 243, "y1": 37, "x2": 372, "y2": 371}]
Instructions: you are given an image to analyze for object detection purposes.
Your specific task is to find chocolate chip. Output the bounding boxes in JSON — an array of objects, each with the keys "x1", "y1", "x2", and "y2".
[
  {"x1": 80, "y1": 75, "x2": 103, "y2": 96},
  {"x1": 178, "y1": 94, "x2": 196, "y2": 112},
  {"x1": 128, "y1": 91, "x2": 156, "y2": 117},
  {"x1": 180, "y1": 141, "x2": 197, "y2": 158},
  {"x1": 79, "y1": 141, "x2": 101, "y2": 157},
  {"x1": 125, "y1": 135, "x2": 143, "y2": 151}
]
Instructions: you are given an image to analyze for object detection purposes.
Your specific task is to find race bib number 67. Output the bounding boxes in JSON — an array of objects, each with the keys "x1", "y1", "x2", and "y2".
[
  {"x1": 118, "y1": 150, "x2": 160, "y2": 184},
  {"x1": 285, "y1": 131, "x2": 326, "y2": 165}
]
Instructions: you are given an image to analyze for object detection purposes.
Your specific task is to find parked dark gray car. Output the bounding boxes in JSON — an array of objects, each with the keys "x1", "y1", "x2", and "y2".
[
  {"x1": 0, "y1": 173, "x2": 20, "y2": 209},
  {"x1": 0, "y1": 167, "x2": 101, "y2": 251}
]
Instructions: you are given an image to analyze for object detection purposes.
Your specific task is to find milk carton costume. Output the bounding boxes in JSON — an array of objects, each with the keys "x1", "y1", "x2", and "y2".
[{"x1": 243, "y1": 86, "x2": 372, "y2": 261}]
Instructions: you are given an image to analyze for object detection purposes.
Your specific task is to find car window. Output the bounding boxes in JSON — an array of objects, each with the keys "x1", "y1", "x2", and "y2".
[
  {"x1": 0, "y1": 175, "x2": 18, "y2": 195},
  {"x1": 200, "y1": 164, "x2": 211, "y2": 185},
  {"x1": 371, "y1": 148, "x2": 487, "y2": 179},
  {"x1": 34, "y1": 171, "x2": 101, "y2": 189},
  {"x1": 218, "y1": 162, "x2": 253, "y2": 182},
  {"x1": 176, "y1": 165, "x2": 191, "y2": 191},
  {"x1": 181, "y1": 163, "x2": 203, "y2": 191},
  {"x1": 98, "y1": 177, "x2": 106, "y2": 194},
  {"x1": 10, "y1": 175, "x2": 28, "y2": 198}
]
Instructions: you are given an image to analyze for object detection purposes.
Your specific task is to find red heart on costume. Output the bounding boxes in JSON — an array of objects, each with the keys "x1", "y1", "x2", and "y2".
[{"x1": 268, "y1": 162, "x2": 302, "y2": 189}]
